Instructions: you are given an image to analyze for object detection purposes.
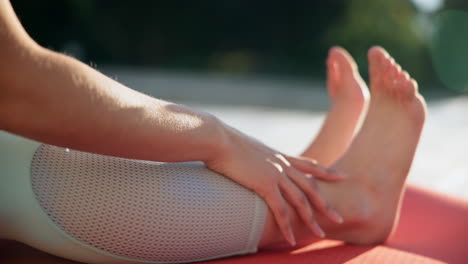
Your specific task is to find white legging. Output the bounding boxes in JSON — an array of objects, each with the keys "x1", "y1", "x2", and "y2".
[{"x1": 0, "y1": 131, "x2": 267, "y2": 264}]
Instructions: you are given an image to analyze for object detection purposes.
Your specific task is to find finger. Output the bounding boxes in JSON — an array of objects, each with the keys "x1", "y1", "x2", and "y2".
[
  {"x1": 286, "y1": 156, "x2": 346, "y2": 181},
  {"x1": 279, "y1": 175, "x2": 325, "y2": 238},
  {"x1": 287, "y1": 167, "x2": 344, "y2": 224},
  {"x1": 264, "y1": 187, "x2": 296, "y2": 246}
]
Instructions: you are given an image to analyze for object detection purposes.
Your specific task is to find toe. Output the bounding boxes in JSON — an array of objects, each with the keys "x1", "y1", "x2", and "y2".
[
  {"x1": 327, "y1": 46, "x2": 357, "y2": 96},
  {"x1": 329, "y1": 46, "x2": 358, "y2": 73},
  {"x1": 326, "y1": 58, "x2": 340, "y2": 96},
  {"x1": 408, "y1": 78, "x2": 418, "y2": 94},
  {"x1": 388, "y1": 62, "x2": 400, "y2": 81},
  {"x1": 394, "y1": 63, "x2": 402, "y2": 74},
  {"x1": 380, "y1": 59, "x2": 399, "y2": 95},
  {"x1": 397, "y1": 78, "x2": 417, "y2": 101},
  {"x1": 381, "y1": 57, "x2": 392, "y2": 79},
  {"x1": 368, "y1": 46, "x2": 389, "y2": 86},
  {"x1": 368, "y1": 46, "x2": 388, "y2": 57},
  {"x1": 326, "y1": 59, "x2": 339, "y2": 81},
  {"x1": 368, "y1": 46, "x2": 389, "y2": 69},
  {"x1": 396, "y1": 70, "x2": 410, "y2": 85},
  {"x1": 400, "y1": 70, "x2": 410, "y2": 81},
  {"x1": 396, "y1": 71, "x2": 412, "y2": 99}
]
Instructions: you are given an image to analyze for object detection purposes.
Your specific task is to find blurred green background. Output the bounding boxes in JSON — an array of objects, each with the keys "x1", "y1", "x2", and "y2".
[{"x1": 11, "y1": 0, "x2": 468, "y2": 93}]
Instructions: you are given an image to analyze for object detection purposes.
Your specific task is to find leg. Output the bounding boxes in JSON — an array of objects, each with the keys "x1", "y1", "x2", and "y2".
[
  {"x1": 302, "y1": 47, "x2": 369, "y2": 166},
  {"x1": 259, "y1": 46, "x2": 426, "y2": 247}
]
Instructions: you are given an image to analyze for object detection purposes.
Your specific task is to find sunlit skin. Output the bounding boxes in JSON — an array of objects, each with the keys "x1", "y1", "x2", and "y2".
[
  {"x1": 0, "y1": 0, "x2": 344, "y2": 247},
  {"x1": 0, "y1": 0, "x2": 427, "y2": 252},
  {"x1": 259, "y1": 46, "x2": 427, "y2": 247}
]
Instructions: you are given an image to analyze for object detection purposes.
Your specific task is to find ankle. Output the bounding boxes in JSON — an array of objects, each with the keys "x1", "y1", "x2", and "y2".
[
  {"x1": 340, "y1": 183, "x2": 397, "y2": 245},
  {"x1": 348, "y1": 213, "x2": 396, "y2": 245}
]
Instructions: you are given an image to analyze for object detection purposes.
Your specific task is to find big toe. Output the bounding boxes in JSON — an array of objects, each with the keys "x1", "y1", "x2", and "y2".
[
  {"x1": 368, "y1": 46, "x2": 389, "y2": 81},
  {"x1": 328, "y1": 46, "x2": 358, "y2": 77}
]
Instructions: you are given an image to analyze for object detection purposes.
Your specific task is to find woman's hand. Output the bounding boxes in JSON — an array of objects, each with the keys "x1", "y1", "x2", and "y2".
[{"x1": 205, "y1": 124, "x2": 346, "y2": 246}]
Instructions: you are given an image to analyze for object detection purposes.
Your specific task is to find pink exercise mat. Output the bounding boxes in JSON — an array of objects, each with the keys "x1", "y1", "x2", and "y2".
[{"x1": 1, "y1": 185, "x2": 467, "y2": 264}]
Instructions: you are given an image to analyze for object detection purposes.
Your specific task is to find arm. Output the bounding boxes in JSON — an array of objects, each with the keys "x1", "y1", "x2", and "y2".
[
  {"x1": 0, "y1": 44, "x2": 226, "y2": 163},
  {"x1": 0, "y1": 3, "x2": 223, "y2": 163},
  {"x1": 0, "y1": 0, "x2": 345, "y2": 245}
]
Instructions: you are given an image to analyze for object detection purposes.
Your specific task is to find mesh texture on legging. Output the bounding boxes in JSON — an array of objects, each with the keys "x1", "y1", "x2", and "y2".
[{"x1": 30, "y1": 144, "x2": 267, "y2": 263}]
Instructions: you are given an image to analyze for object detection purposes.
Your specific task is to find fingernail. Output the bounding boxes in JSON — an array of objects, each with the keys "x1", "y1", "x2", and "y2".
[
  {"x1": 288, "y1": 232, "x2": 296, "y2": 246},
  {"x1": 329, "y1": 208, "x2": 344, "y2": 224},
  {"x1": 313, "y1": 222, "x2": 325, "y2": 238},
  {"x1": 309, "y1": 159, "x2": 318, "y2": 165}
]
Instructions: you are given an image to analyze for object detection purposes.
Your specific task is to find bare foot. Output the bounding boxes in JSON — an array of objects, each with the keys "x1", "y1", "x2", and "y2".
[
  {"x1": 302, "y1": 46, "x2": 369, "y2": 166},
  {"x1": 321, "y1": 46, "x2": 427, "y2": 243},
  {"x1": 259, "y1": 46, "x2": 426, "y2": 247}
]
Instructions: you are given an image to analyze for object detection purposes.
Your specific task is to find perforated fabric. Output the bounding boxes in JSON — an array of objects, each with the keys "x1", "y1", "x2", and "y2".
[{"x1": 30, "y1": 144, "x2": 267, "y2": 263}]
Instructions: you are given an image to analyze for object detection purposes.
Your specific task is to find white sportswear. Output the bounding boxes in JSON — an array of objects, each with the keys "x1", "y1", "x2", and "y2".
[{"x1": 0, "y1": 131, "x2": 267, "y2": 263}]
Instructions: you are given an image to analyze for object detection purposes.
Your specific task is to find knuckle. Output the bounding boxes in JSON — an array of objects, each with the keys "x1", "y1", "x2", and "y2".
[
  {"x1": 282, "y1": 153, "x2": 292, "y2": 159},
  {"x1": 297, "y1": 195, "x2": 309, "y2": 207},
  {"x1": 262, "y1": 185, "x2": 277, "y2": 199},
  {"x1": 305, "y1": 183, "x2": 326, "y2": 207},
  {"x1": 257, "y1": 183, "x2": 276, "y2": 200},
  {"x1": 274, "y1": 153, "x2": 283, "y2": 160},
  {"x1": 273, "y1": 175, "x2": 283, "y2": 186},
  {"x1": 309, "y1": 208, "x2": 315, "y2": 218},
  {"x1": 266, "y1": 169, "x2": 281, "y2": 183},
  {"x1": 278, "y1": 155, "x2": 291, "y2": 167},
  {"x1": 308, "y1": 178, "x2": 319, "y2": 191},
  {"x1": 305, "y1": 209, "x2": 314, "y2": 221},
  {"x1": 278, "y1": 205, "x2": 289, "y2": 218},
  {"x1": 277, "y1": 173, "x2": 290, "y2": 186},
  {"x1": 271, "y1": 163, "x2": 285, "y2": 175}
]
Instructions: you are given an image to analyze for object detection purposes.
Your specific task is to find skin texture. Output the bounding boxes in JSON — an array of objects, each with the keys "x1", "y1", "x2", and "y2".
[
  {"x1": 0, "y1": 0, "x2": 427, "y2": 250},
  {"x1": 259, "y1": 46, "x2": 426, "y2": 247},
  {"x1": 0, "y1": 0, "x2": 344, "y2": 246},
  {"x1": 0, "y1": 46, "x2": 428, "y2": 263}
]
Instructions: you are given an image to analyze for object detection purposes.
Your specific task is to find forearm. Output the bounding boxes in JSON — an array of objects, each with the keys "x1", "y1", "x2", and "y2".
[{"x1": 0, "y1": 25, "x2": 226, "y2": 162}]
